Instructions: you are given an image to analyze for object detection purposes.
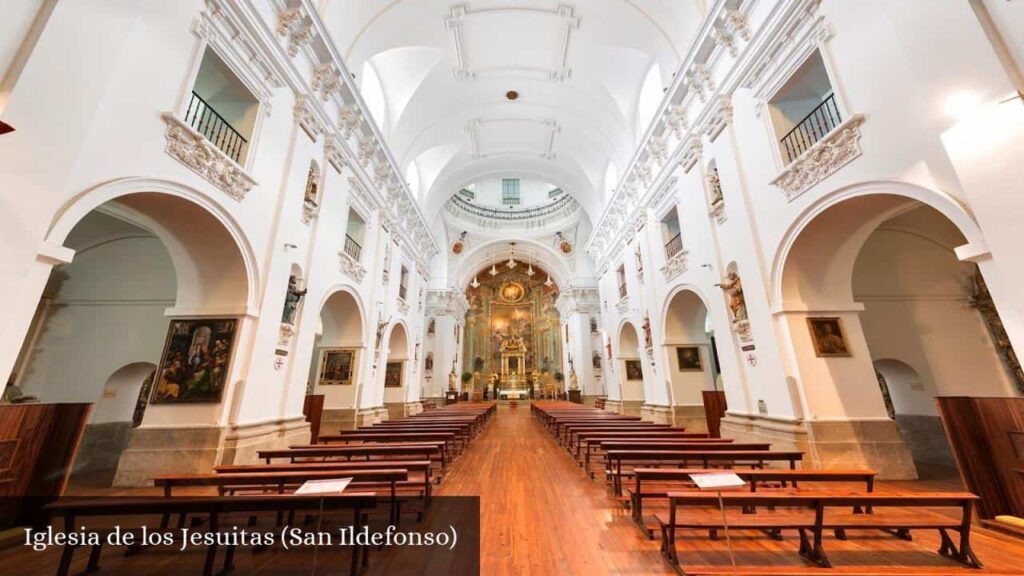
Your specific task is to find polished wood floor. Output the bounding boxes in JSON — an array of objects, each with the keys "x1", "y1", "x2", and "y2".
[
  {"x1": 438, "y1": 403, "x2": 1024, "y2": 575},
  {"x1": 7, "y1": 403, "x2": 1024, "y2": 575}
]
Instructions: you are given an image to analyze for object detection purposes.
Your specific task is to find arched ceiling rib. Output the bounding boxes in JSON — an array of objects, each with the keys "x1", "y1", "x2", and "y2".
[{"x1": 320, "y1": 0, "x2": 704, "y2": 222}]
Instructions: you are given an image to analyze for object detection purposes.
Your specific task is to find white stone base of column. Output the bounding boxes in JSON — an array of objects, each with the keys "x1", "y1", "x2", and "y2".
[
  {"x1": 603, "y1": 399, "x2": 623, "y2": 413},
  {"x1": 619, "y1": 400, "x2": 643, "y2": 417},
  {"x1": 321, "y1": 408, "x2": 357, "y2": 434},
  {"x1": 112, "y1": 417, "x2": 311, "y2": 487},
  {"x1": 720, "y1": 412, "x2": 918, "y2": 480},
  {"x1": 670, "y1": 404, "x2": 708, "y2": 433},
  {"x1": 640, "y1": 404, "x2": 673, "y2": 424},
  {"x1": 385, "y1": 401, "x2": 424, "y2": 419},
  {"x1": 356, "y1": 406, "x2": 390, "y2": 426}
]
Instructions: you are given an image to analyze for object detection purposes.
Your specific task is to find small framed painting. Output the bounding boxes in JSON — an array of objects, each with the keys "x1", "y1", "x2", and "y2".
[
  {"x1": 624, "y1": 359, "x2": 644, "y2": 381},
  {"x1": 807, "y1": 317, "x2": 851, "y2": 357},
  {"x1": 676, "y1": 346, "x2": 703, "y2": 372},
  {"x1": 151, "y1": 318, "x2": 238, "y2": 404},
  {"x1": 384, "y1": 361, "x2": 403, "y2": 387},
  {"x1": 318, "y1": 348, "x2": 355, "y2": 386}
]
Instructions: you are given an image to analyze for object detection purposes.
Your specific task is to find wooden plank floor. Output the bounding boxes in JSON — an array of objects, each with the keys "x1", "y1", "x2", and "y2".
[
  {"x1": 438, "y1": 402, "x2": 1024, "y2": 575},
  {"x1": 6, "y1": 402, "x2": 1024, "y2": 575}
]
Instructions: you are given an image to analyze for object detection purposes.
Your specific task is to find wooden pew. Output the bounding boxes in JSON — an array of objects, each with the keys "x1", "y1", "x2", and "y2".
[
  {"x1": 597, "y1": 442, "x2": 772, "y2": 478},
  {"x1": 657, "y1": 491, "x2": 981, "y2": 573},
  {"x1": 154, "y1": 469, "x2": 414, "y2": 526},
  {"x1": 579, "y1": 434, "x2": 726, "y2": 472},
  {"x1": 605, "y1": 450, "x2": 804, "y2": 496},
  {"x1": 45, "y1": 493, "x2": 377, "y2": 576},
  {"x1": 316, "y1": 431, "x2": 461, "y2": 457},
  {"x1": 213, "y1": 460, "x2": 433, "y2": 498},
  {"x1": 627, "y1": 468, "x2": 876, "y2": 537},
  {"x1": 258, "y1": 444, "x2": 446, "y2": 475}
]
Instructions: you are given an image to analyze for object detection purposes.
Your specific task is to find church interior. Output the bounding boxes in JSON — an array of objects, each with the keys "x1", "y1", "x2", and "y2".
[{"x1": 2, "y1": 0, "x2": 1024, "y2": 574}]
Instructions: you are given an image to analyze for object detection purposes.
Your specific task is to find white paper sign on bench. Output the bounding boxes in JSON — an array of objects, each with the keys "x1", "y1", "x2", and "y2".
[
  {"x1": 689, "y1": 473, "x2": 745, "y2": 490},
  {"x1": 294, "y1": 477, "x2": 353, "y2": 494}
]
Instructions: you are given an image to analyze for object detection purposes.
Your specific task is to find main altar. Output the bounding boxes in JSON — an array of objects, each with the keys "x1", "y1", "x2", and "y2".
[
  {"x1": 499, "y1": 336, "x2": 528, "y2": 399},
  {"x1": 462, "y1": 261, "x2": 563, "y2": 401}
]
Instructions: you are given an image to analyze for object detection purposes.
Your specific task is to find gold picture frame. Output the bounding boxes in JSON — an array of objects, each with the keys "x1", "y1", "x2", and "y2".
[
  {"x1": 318, "y1": 348, "x2": 356, "y2": 385},
  {"x1": 807, "y1": 317, "x2": 851, "y2": 357}
]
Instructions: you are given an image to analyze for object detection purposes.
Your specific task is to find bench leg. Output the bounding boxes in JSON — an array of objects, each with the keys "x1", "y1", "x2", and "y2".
[
  {"x1": 220, "y1": 545, "x2": 236, "y2": 575},
  {"x1": 85, "y1": 543, "x2": 102, "y2": 573}
]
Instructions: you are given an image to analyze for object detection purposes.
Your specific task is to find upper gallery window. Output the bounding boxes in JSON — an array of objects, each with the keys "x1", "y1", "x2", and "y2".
[
  {"x1": 344, "y1": 209, "x2": 365, "y2": 262},
  {"x1": 661, "y1": 207, "x2": 683, "y2": 258},
  {"x1": 187, "y1": 48, "x2": 259, "y2": 164},
  {"x1": 501, "y1": 178, "x2": 521, "y2": 206},
  {"x1": 617, "y1": 265, "x2": 628, "y2": 299},
  {"x1": 399, "y1": 266, "x2": 409, "y2": 301},
  {"x1": 768, "y1": 50, "x2": 841, "y2": 164}
]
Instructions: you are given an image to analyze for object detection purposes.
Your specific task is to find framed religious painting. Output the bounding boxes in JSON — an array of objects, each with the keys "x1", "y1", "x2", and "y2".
[
  {"x1": 384, "y1": 361, "x2": 403, "y2": 387},
  {"x1": 676, "y1": 346, "x2": 703, "y2": 372},
  {"x1": 151, "y1": 318, "x2": 238, "y2": 404},
  {"x1": 807, "y1": 317, "x2": 851, "y2": 357},
  {"x1": 318, "y1": 348, "x2": 356, "y2": 386},
  {"x1": 624, "y1": 359, "x2": 644, "y2": 381}
]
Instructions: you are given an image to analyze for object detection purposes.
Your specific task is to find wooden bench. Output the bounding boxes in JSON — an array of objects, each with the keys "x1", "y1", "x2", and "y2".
[
  {"x1": 656, "y1": 491, "x2": 980, "y2": 574},
  {"x1": 579, "y1": 435, "x2": 728, "y2": 472},
  {"x1": 627, "y1": 468, "x2": 876, "y2": 537},
  {"x1": 45, "y1": 493, "x2": 377, "y2": 576},
  {"x1": 154, "y1": 468, "x2": 415, "y2": 526},
  {"x1": 316, "y1": 431, "x2": 461, "y2": 457},
  {"x1": 257, "y1": 444, "x2": 446, "y2": 475},
  {"x1": 605, "y1": 450, "x2": 804, "y2": 496}
]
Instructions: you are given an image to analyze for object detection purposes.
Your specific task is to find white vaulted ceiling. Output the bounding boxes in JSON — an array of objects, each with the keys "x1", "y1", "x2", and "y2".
[{"x1": 319, "y1": 0, "x2": 705, "y2": 222}]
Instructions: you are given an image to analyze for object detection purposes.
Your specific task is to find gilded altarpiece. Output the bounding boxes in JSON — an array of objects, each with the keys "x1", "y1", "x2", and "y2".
[{"x1": 463, "y1": 267, "x2": 562, "y2": 389}]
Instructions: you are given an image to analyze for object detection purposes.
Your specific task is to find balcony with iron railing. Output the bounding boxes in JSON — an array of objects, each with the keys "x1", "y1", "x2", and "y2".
[
  {"x1": 779, "y1": 92, "x2": 842, "y2": 164},
  {"x1": 664, "y1": 233, "x2": 683, "y2": 258},
  {"x1": 343, "y1": 234, "x2": 362, "y2": 262},
  {"x1": 184, "y1": 91, "x2": 249, "y2": 163}
]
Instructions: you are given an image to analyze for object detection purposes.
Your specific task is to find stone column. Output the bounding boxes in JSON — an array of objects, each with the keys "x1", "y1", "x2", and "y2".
[
  {"x1": 424, "y1": 289, "x2": 469, "y2": 403},
  {"x1": 555, "y1": 288, "x2": 602, "y2": 402}
]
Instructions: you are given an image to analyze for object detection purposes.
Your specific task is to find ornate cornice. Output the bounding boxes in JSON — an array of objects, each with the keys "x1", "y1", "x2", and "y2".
[
  {"x1": 661, "y1": 249, "x2": 689, "y2": 281},
  {"x1": 338, "y1": 249, "x2": 366, "y2": 282},
  {"x1": 771, "y1": 115, "x2": 865, "y2": 200},
  {"x1": 161, "y1": 113, "x2": 256, "y2": 201},
  {"x1": 555, "y1": 288, "x2": 600, "y2": 317},
  {"x1": 425, "y1": 289, "x2": 469, "y2": 319}
]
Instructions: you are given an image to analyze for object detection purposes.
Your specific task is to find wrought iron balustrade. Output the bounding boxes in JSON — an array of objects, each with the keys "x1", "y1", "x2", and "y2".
[
  {"x1": 343, "y1": 234, "x2": 362, "y2": 262},
  {"x1": 779, "y1": 92, "x2": 841, "y2": 164},
  {"x1": 664, "y1": 233, "x2": 683, "y2": 258},
  {"x1": 184, "y1": 91, "x2": 248, "y2": 163},
  {"x1": 447, "y1": 192, "x2": 577, "y2": 222}
]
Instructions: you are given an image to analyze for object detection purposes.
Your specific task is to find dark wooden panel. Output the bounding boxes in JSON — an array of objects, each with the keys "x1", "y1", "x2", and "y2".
[
  {"x1": 302, "y1": 394, "x2": 324, "y2": 443},
  {"x1": 701, "y1": 390, "x2": 727, "y2": 439},
  {"x1": 0, "y1": 403, "x2": 91, "y2": 528},
  {"x1": 937, "y1": 396, "x2": 1024, "y2": 518}
]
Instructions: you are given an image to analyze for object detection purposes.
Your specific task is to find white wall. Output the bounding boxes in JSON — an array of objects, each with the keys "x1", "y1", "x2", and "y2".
[
  {"x1": 854, "y1": 207, "x2": 1015, "y2": 415},
  {"x1": 17, "y1": 211, "x2": 174, "y2": 420}
]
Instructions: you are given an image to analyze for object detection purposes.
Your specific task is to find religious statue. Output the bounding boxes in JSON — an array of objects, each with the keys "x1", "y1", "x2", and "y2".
[
  {"x1": 448, "y1": 369, "x2": 458, "y2": 391},
  {"x1": 375, "y1": 314, "x2": 391, "y2": 351},
  {"x1": 642, "y1": 314, "x2": 653, "y2": 349},
  {"x1": 569, "y1": 369, "x2": 579, "y2": 391},
  {"x1": 719, "y1": 271, "x2": 748, "y2": 321},
  {"x1": 281, "y1": 275, "x2": 307, "y2": 325}
]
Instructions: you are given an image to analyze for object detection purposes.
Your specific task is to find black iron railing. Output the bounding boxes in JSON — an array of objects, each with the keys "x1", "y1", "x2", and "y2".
[
  {"x1": 448, "y1": 192, "x2": 576, "y2": 221},
  {"x1": 779, "y1": 92, "x2": 841, "y2": 164},
  {"x1": 184, "y1": 91, "x2": 248, "y2": 163},
  {"x1": 665, "y1": 233, "x2": 683, "y2": 258},
  {"x1": 343, "y1": 234, "x2": 362, "y2": 261}
]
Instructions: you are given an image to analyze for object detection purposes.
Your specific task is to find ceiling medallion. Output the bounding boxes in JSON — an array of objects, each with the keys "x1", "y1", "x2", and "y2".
[{"x1": 506, "y1": 90, "x2": 519, "y2": 101}]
